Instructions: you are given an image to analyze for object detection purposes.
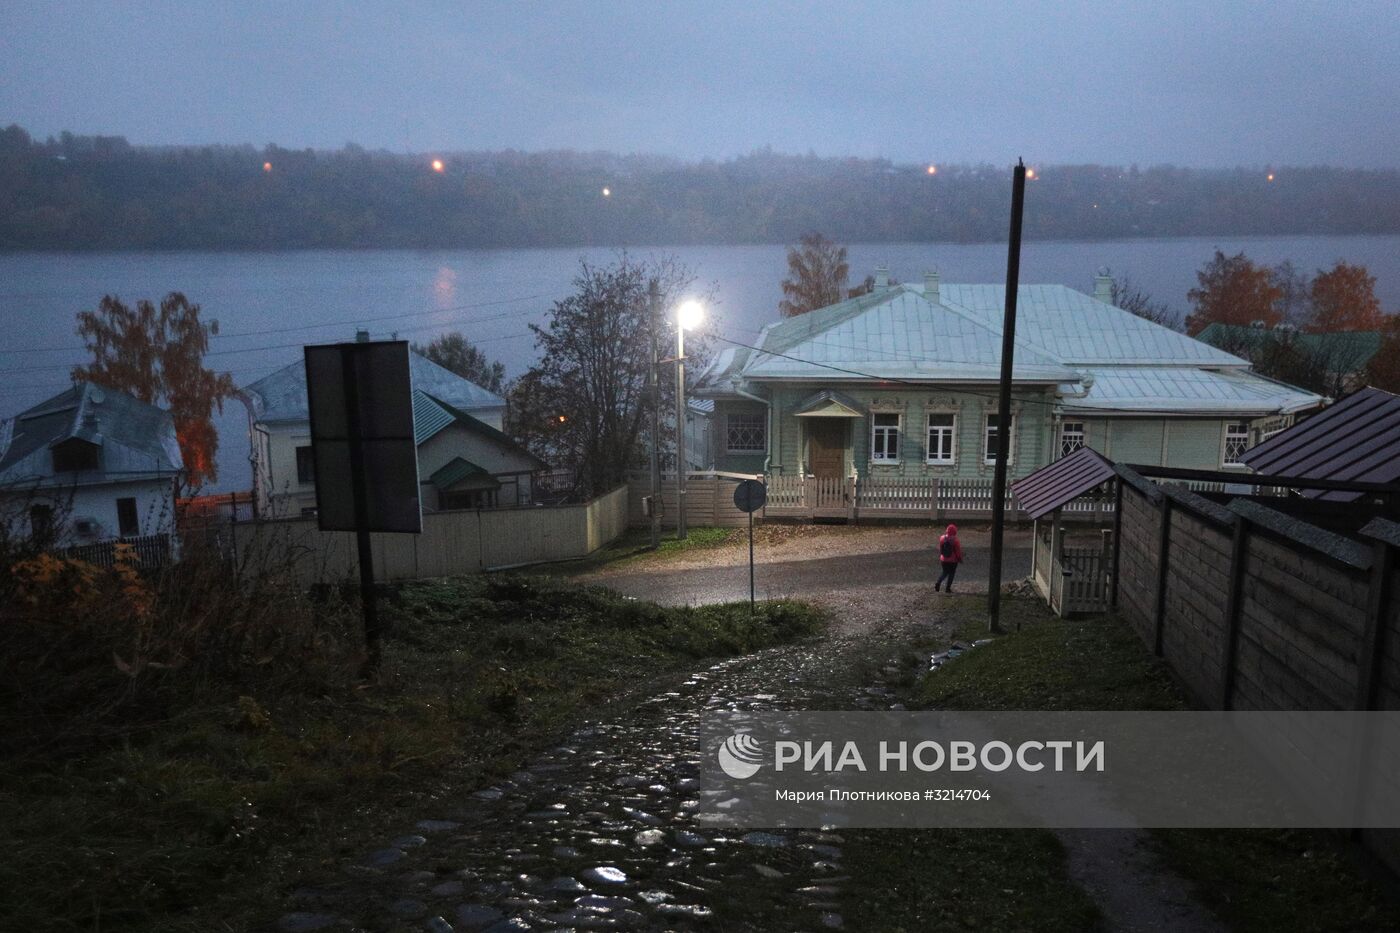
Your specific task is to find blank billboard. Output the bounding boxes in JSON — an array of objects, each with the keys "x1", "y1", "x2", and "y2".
[{"x1": 304, "y1": 341, "x2": 422, "y2": 533}]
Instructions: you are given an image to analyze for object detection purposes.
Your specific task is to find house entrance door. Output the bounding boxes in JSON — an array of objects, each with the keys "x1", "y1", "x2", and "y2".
[{"x1": 807, "y1": 419, "x2": 848, "y2": 481}]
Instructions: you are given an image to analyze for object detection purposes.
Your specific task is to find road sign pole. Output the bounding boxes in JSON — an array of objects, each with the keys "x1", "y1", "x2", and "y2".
[
  {"x1": 748, "y1": 508, "x2": 755, "y2": 611},
  {"x1": 340, "y1": 346, "x2": 381, "y2": 678}
]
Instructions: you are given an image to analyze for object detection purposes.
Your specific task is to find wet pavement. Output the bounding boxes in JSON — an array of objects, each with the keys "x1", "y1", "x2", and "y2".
[
  {"x1": 275, "y1": 579, "x2": 949, "y2": 932},
  {"x1": 587, "y1": 544, "x2": 1031, "y2": 607}
]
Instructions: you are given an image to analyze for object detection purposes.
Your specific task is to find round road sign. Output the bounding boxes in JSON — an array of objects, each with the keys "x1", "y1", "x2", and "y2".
[{"x1": 733, "y1": 478, "x2": 767, "y2": 513}]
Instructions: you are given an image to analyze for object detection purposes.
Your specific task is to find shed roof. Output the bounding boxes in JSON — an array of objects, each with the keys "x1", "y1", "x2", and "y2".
[
  {"x1": 0, "y1": 382, "x2": 183, "y2": 487},
  {"x1": 1011, "y1": 446, "x2": 1116, "y2": 520},
  {"x1": 1240, "y1": 387, "x2": 1400, "y2": 501}
]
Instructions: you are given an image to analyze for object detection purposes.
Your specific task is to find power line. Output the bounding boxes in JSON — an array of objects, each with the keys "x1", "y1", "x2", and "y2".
[
  {"x1": 0, "y1": 301, "x2": 545, "y2": 374},
  {"x1": 0, "y1": 293, "x2": 545, "y2": 355}
]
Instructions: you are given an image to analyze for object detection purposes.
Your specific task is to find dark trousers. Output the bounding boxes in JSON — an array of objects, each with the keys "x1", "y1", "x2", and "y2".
[{"x1": 936, "y1": 561, "x2": 958, "y2": 590}]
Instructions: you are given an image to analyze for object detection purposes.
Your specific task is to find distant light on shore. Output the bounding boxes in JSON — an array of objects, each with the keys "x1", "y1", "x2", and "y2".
[
  {"x1": 602, "y1": 187, "x2": 611, "y2": 197},
  {"x1": 431, "y1": 159, "x2": 445, "y2": 173},
  {"x1": 926, "y1": 164, "x2": 937, "y2": 175},
  {"x1": 1025, "y1": 167, "x2": 1037, "y2": 180},
  {"x1": 1267, "y1": 172, "x2": 1275, "y2": 182},
  {"x1": 262, "y1": 161, "x2": 272, "y2": 172}
]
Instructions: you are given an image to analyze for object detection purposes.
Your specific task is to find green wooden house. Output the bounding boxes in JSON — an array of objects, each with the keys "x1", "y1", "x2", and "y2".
[{"x1": 694, "y1": 269, "x2": 1322, "y2": 517}]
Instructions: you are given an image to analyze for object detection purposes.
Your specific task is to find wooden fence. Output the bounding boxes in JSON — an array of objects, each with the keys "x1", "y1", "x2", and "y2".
[
  {"x1": 627, "y1": 472, "x2": 1121, "y2": 528},
  {"x1": 233, "y1": 485, "x2": 629, "y2": 586},
  {"x1": 1111, "y1": 466, "x2": 1400, "y2": 873}
]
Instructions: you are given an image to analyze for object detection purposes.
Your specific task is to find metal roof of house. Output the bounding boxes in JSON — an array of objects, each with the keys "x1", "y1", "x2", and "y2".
[
  {"x1": 1060, "y1": 366, "x2": 1321, "y2": 415},
  {"x1": 0, "y1": 382, "x2": 183, "y2": 487},
  {"x1": 697, "y1": 281, "x2": 1321, "y2": 416},
  {"x1": 1240, "y1": 386, "x2": 1400, "y2": 501},
  {"x1": 413, "y1": 392, "x2": 547, "y2": 468},
  {"x1": 1197, "y1": 323, "x2": 1382, "y2": 370},
  {"x1": 1012, "y1": 446, "x2": 1117, "y2": 520},
  {"x1": 244, "y1": 350, "x2": 506, "y2": 424}
]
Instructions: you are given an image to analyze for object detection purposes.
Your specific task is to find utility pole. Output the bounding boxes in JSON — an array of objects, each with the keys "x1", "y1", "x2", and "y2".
[
  {"x1": 675, "y1": 306, "x2": 689, "y2": 540},
  {"x1": 648, "y1": 279, "x2": 663, "y2": 549},
  {"x1": 988, "y1": 158, "x2": 1028, "y2": 634}
]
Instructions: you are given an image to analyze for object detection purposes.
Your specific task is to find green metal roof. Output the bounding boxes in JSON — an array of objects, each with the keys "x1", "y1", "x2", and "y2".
[
  {"x1": 429, "y1": 456, "x2": 495, "y2": 490},
  {"x1": 1196, "y1": 323, "x2": 1382, "y2": 370}
]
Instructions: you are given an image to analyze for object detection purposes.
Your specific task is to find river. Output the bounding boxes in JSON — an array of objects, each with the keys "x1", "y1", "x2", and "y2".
[{"x1": 3, "y1": 234, "x2": 1398, "y2": 492}]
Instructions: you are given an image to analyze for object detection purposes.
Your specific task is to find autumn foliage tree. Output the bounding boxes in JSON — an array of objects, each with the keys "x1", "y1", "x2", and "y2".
[
  {"x1": 1307, "y1": 261, "x2": 1385, "y2": 332},
  {"x1": 72, "y1": 293, "x2": 236, "y2": 487},
  {"x1": 1185, "y1": 250, "x2": 1283, "y2": 335},
  {"x1": 779, "y1": 233, "x2": 850, "y2": 317}
]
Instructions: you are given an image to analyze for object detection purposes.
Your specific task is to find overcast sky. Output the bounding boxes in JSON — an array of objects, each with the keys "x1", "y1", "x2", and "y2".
[{"x1": 4, "y1": 0, "x2": 1399, "y2": 167}]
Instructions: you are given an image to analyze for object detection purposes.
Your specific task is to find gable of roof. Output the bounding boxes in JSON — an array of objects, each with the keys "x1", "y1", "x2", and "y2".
[
  {"x1": 1240, "y1": 386, "x2": 1400, "y2": 501},
  {"x1": 245, "y1": 349, "x2": 506, "y2": 424},
  {"x1": 429, "y1": 456, "x2": 498, "y2": 490},
  {"x1": 0, "y1": 383, "x2": 182, "y2": 486}
]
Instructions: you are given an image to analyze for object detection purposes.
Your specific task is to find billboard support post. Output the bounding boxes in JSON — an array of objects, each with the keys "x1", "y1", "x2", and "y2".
[
  {"x1": 305, "y1": 339, "x2": 421, "y2": 681},
  {"x1": 340, "y1": 344, "x2": 382, "y2": 677}
]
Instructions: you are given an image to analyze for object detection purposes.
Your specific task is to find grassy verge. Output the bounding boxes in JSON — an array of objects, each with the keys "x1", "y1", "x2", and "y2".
[
  {"x1": 0, "y1": 574, "x2": 823, "y2": 932},
  {"x1": 546, "y1": 524, "x2": 737, "y2": 573},
  {"x1": 876, "y1": 596, "x2": 1400, "y2": 933}
]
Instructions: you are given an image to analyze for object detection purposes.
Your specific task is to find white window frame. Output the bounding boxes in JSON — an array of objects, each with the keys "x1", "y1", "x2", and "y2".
[
  {"x1": 871, "y1": 412, "x2": 901, "y2": 463},
  {"x1": 925, "y1": 412, "x2": 956, "y2": 465},
  {"x1": 724, "y1": 411, "x2": 767, "y2": 455},
  {"x1": 1060, "y1": 421, "x2": 1085, "y2": 459},
  {"x1": 1222, "y1": 421, "x2": 1250, "y2": 467},
  {"x1": 984, "y1": 413, "x2": 1015, "y2": 465}
]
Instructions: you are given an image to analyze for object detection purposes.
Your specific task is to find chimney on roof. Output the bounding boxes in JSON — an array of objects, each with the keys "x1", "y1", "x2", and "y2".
[
  {"x1": 1093, "y1": 267, "x2": 1113, "y2": 303},
  {"x1": 355, "y1": 329, "x2": 370, "y2": 343},
  {"x1": 874, "y1": 266, "x2": 890, "y2": 289},
  {"x1": 923, "y1": 270, "x2": 940, "y2": 302}
]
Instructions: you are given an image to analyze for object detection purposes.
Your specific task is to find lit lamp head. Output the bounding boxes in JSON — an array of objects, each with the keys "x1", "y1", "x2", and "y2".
[{"x1": 677, "y1": 300, "x2": 705, "y2": 331}]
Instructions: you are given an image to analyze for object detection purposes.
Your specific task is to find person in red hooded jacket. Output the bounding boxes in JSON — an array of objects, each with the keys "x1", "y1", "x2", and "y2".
[{"x1": 935, "y1": 523, "x2": 963, "y2": 593}]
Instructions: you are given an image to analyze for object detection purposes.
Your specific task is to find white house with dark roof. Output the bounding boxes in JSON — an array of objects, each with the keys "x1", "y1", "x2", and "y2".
[
  {"x1": 696, "y1": 268, "x2": 1323, "y2": 486},
  {"x1": 243, "y1": 339, "x2": 540, "y2": 516},
  {"x1": 0, "y1": 382, "x2": 184, "y2": 545}
]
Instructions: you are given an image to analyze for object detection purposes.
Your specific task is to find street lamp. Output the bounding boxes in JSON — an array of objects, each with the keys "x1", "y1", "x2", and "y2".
[{"x1": 675, "y1": 299, "x2": 705, "y2": 540}]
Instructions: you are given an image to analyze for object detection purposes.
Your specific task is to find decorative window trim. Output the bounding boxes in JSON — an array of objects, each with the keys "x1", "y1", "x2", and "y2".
[
  {"x1": 724, "y1": 411, "x2": 767, "y2": 454},
  {"x1": 925, "y1": 411, "x2": 957, "y2": 465},
  {"x1": 983, "y1": 413, "x2": 1015, "y2": 466},
  {"x1": 1222, "y1": 421, "x2": 1250, "y2": 467},
  {"x1": 871, "y1": 412, "x2": 901, "y2": 464},
  {"x1": 1060, "y1": 421, "x2": 1086, "y2": 459}
]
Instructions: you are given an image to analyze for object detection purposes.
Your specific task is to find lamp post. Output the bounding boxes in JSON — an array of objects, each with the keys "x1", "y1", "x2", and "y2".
[{"x1": 675, "y1": 300, "x2": 705, "y2": 540}]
